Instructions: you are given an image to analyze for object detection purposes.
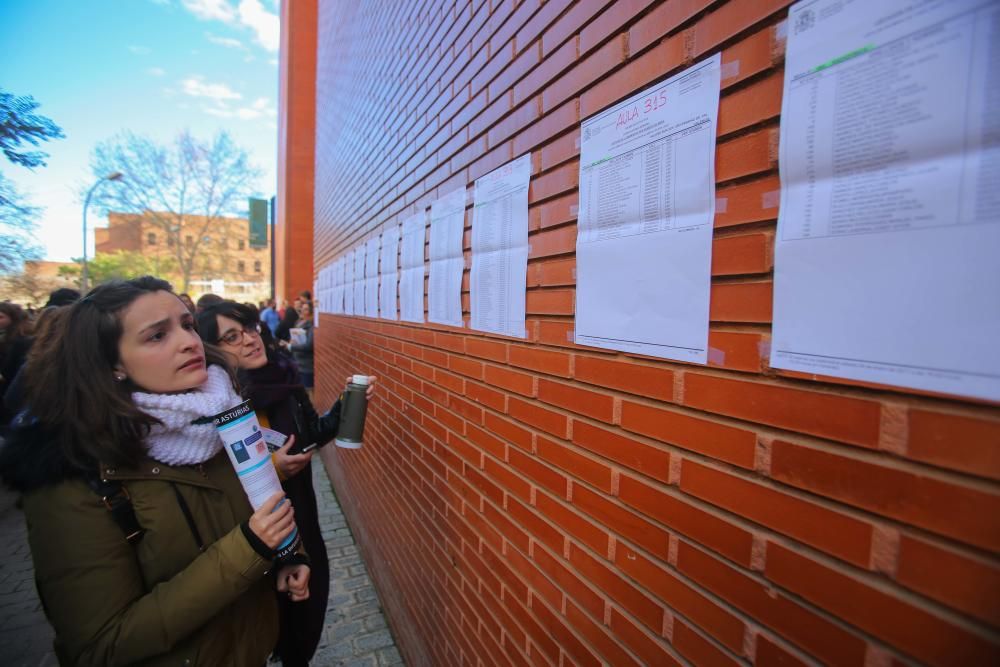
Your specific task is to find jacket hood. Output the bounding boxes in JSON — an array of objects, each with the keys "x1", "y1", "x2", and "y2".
[{"x1": 0, "y1": 418, "x2": 90, "y2": 493}]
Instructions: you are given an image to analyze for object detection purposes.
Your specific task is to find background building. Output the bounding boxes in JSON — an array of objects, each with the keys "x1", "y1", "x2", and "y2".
[{"x1": 96, "y1": 211, "x2": 271, "y2": 302}]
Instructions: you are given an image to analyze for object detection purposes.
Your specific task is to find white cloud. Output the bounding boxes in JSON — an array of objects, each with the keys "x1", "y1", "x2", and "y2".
[
  {"x1": 268, "y1": 58, "x2": 278, "y2": 66},
  {"x1": 147, "y1": 67, "x2": 166, "y2": 76},
  {"x1": 230, "y1": 96, "x2": 276, "y2": 119},
  {"x1": 128, "y1": 45, "x2": 152, "y2": 55},
  {"x1": 187, "y1": 87, "x2": 275, "y2": 121},
  {"x1": 207, "y1": 32, "x2": 244, "y2": 49},
  {"x1": 181, "y1": 76, "x2": 242, "y2": 103},
  {"x1": 237, "y1": 0, "x2": 279, "y2": 52},
  {"x1": 179, "y1": 0, "x2": 278, "y2": 52},
  {"x1": 181, "y1": 0, "x2": 236, "y2": 22}
]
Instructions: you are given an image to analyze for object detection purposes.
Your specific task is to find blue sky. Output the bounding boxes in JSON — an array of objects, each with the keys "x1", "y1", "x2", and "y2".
[{"x1": 0, "y1": 0, "x2": 280, "y2": 262}]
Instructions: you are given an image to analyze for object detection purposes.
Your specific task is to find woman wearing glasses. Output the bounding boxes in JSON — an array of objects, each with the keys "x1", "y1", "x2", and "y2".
[{"x1": 196, "y1": 300, "x2": 375, "y2": 667}]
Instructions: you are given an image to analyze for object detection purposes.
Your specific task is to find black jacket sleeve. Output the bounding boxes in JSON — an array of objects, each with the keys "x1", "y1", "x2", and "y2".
[{"x1": 290, "y1": 387, "x2": 341, "y2": 451}]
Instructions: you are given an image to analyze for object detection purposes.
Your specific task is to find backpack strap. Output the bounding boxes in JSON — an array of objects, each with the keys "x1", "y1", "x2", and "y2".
[{"x1": 85, "y1": 475, "x2": 145, "y2": 545}]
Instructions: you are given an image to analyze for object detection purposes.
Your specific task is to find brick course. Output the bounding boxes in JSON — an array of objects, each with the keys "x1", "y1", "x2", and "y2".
[{"x1": 308, "y1": 1, "x2": 1000, "y2": 665}]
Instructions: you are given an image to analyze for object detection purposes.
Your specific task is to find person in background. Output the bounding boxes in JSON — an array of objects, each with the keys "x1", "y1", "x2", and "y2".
[
  {"x1": 0, "y1": 302, "x2": 32, "y2": 423},
  {"x1": 0, "y1": 276, "x2": 308, "y2": 664},
  {"x1": 289, "y1": 301, "x2": 314, "y2": 389},
  {"x1": 195, "y1": 293, "x2": 224, "y2": 313},
  {"x1": 177, "y1": 293, "x2": 196, "y2": 314},
  {"x1": 1, "y1": 289, "x2": 81, "y2": 429},
  {"x1": 44, "y1": 287, "x2": 81, "y2": 308},
  {"x1": 260, "y1": 298, "x2": 280, "y2": 336},
  {"x1": 275, "y1": 304, "x2": 299, "y2": 344},
  {"x1": 298, "y1": 290, "x2": 312, "y2": 303},
  {"x1": 196, "y1": 299, "x2": 377, "y2": 667}
]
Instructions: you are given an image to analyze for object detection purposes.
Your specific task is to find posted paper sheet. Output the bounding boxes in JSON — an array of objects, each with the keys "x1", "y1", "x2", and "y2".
[
  {"x1": 353, "y1": 246, "x2": 365, "y2": 316},
  {"x1": 471, "y1": 153, "x2": 531, "y2": 338},
  {"x1": 379, "y1": 224, "x2": 400, "y2": 320},
  {"x1": 344, "y1": 248, "x2": 355, "y2": 316},
  {"x1": 575, "y1": 53, "x2": 721, "y2": 363},
  {"x1": 315, "y1": 266, "x2": 326, "y2": 314},
  {"x1": 333, "y1": 257, "x2": 345, "y2": 315},
  {"x1": 364, "y1": 237, "x2": 380, "y2": 318},
  {"x1": 400, "y1": 212, "x2": 426, "y2": 323},
  {"x1": 428, "y1": 187, "x2": 466, "y2": 327},
  {"x1": 772, "y1": 0, "x2": 1000, "y2": 401}
]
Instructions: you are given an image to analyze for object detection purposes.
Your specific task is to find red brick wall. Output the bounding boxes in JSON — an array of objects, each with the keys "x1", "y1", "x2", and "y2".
[
  {"x1": 310, "y1": 1, "x2": 1000, "y2": 665},
  {"x1": 275, "y1": 0, "x2": 317, "y2": 303}
]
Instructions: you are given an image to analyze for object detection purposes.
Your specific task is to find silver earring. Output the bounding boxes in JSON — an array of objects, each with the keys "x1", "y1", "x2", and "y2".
[{"x1": 114, "y1": 372, "x2": 126, "y2": 382}]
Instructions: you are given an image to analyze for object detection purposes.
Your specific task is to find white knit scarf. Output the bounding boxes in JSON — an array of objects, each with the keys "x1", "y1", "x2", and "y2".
[{"x1": 132, "y1": 365, "x2": 244, "y2": 466}]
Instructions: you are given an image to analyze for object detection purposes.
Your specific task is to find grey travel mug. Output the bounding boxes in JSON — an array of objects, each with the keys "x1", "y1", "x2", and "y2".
[{"x1": 334, "y1": 375, "x2": 370, "y2": 449}]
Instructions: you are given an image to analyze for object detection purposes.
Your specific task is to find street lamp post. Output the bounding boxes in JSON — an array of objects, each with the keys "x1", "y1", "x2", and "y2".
[{"x1": 81, "y1": 172, "x2": 124, "y2": 292}]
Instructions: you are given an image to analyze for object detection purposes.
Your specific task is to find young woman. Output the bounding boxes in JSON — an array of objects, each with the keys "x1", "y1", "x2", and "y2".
[
  {"x1": 196, "y1": 300, "x2": 375, "y2": 667},
  {"x1": 0, "y1": 277, "x2": 309, "y2": 665}
]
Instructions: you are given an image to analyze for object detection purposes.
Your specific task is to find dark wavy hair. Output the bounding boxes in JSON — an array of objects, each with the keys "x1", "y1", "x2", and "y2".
[
  {"x1": 24, "y1": 276, "x2": 234, "y2": 469},
  {"x1": 0, "y1": 301, "x2": 30, "y2": 338},
  {"x1": 196, "y1": 300, "x2": 282, "y2": 362}
]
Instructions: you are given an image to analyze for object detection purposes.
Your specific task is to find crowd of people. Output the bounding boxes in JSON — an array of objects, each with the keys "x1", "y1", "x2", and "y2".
[{"x1": 0, "y1": 279, "x2": 373, "y2": 665}]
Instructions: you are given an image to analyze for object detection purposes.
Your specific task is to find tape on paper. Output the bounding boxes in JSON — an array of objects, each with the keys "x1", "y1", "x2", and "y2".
[
  {"x1": 761, "y1": 190, "x2": 780, "y2": 210},
  {"x1": 775, "y1": 19, "x2": 788, "y2": 41},
  {"x1": 721, "y1": 60, "x2": 740, "y2": 80},
  {"x1": 758, "y1": 339, "x2": 772, "y2": 364},
  {"x1": 715, "y1": 197, "x2": 728, "y2": 214},
  {"x1": 707, "y1": 347, "x2": 726, "y2": 366}
]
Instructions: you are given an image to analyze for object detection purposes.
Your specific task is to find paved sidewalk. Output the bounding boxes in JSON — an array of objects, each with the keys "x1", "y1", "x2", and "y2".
[
  {"x1": 311, "y1": 462, "x2": 404, "y2": 666},
  {"x1": 0, "y1": 467, "x2": 402, "y2": 666},
  {"x1": 0, "y1": 487, "x2": 56, "y2": 667}
]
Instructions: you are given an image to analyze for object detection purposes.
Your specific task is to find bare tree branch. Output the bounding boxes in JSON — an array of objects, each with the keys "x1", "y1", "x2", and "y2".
[{"x1": 87, "y1": 129, "x2": 264, "y2": 291}]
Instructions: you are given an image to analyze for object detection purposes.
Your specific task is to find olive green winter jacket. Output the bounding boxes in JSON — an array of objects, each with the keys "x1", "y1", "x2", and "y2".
[{"x1": 19, "y1": 449, "x2": 279, "y2": 666}]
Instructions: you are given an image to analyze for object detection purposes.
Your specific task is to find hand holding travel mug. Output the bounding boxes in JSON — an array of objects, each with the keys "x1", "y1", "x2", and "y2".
[{"x1": 334, "y1": 375, "x2": 370, "y2": 449}]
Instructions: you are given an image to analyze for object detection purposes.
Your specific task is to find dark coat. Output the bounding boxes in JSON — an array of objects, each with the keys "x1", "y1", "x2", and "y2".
[
  {"x1": 290, "y1": 320, "x2": 314, "y2": 378},
  {"x1": 241, "y1": 354, "x2": 340, "y2": 666},
  {"x1": 0, "y1": 424, "x2": 278, "y2": 666},
  {"x1": 0, "y1": 334, "x2": 31, "y2": 426}
]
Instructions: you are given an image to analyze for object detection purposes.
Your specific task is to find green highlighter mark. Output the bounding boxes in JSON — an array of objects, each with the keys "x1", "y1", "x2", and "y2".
[{"x1": 813, "y1": 44, "x2": 876, "y2": 72}]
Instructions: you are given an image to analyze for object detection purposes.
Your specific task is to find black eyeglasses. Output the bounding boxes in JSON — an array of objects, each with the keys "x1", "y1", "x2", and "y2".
[{"x1": 217, "y1": 324, "x2": 262, "y2": 346}]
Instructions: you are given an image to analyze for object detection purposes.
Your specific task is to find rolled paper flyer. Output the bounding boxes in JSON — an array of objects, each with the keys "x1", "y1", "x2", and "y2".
[{"x1": 212, "y1": 400, "x2": 300, "y2": 559}]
